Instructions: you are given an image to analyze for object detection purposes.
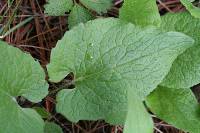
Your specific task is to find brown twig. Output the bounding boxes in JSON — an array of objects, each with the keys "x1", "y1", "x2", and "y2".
[{"x1": 29, "y1": 0, "x2": 47, "y2": 65}]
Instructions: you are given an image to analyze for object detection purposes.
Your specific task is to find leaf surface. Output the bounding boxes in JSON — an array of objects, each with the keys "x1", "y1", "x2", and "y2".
[
  {"x1": 124, "y1": 89, "x2": 153, "y2": 133},
  {"x1": 180, "y1": 0, "x2": 200, "y2": 18},
  {"x1": 44, "y1": 122, "x2": 63, "y2": 133},
  {"x1": 68, "y1": 4, "x2": 94, "y2": 29},
  {"x1": 80, "y1": 0, "x2": 112, "y2": 14},
  {"x1": 119, "y1": 0, "x2": 161, "y2": 27},
  {"x1": 44, "y1": 0, "x2": 73, "y2": 16},
  {"x1": 0, "y1": 41, "x2": 48, "y2": 132},
  {"x1": 47, "y1": 18, "x2": 194, "y2": 123},
  {"x1": 146, "y1": 86, "x2": 200, "y2": 133},
  {"x1": 160, "y1": 12, "x2": 200, "y2": 88},
  {"x1": 33, "y1": 107, "x2": 50, "y2": 119}
]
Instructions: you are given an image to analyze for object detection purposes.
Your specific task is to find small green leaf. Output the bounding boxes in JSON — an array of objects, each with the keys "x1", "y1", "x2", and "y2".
[
  {"x1": 33, "y1": 107, "x2": 50, "y2": 119},
  {"x1": 146, "y1": 86, "x2": 200, "y2": 133},
  {"x1": 44, "y1": 0, "x2": 73, "y2": 16},
  {"x1": 160, "y1": 12, "x2": 200, "y2": 88},
  {"x1": 119, "y1": 0, "x2": 161, "y2": 27},
  {"x1": 180, "y1": 0, "x2": 200, "y2": 18},
  {"x1": 80, "y1": 0, "x2": 113, "y2": 14},
  {"x1": 0, "y1": 41, "x2": 48, "y2": 132},
  {"x1": 68, "y1": 4, "x2": 94, "y2": 29},
  {"x1": 44, "y1": 122, "x2": 63, "y2": 133},
  {"x1": 124, "y1": 89, "x2": 153, "y2": 133},
  {"x1": 47, "y1": 18, "x2": 193, "y2": 124}
]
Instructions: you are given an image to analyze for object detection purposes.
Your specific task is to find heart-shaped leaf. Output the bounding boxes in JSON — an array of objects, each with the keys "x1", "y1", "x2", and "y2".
[{"x1": 47, "y1": 18, "x2": 193, "y2": 124}]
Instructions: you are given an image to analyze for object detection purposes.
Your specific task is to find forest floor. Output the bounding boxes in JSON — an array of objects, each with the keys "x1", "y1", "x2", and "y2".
[{"x1": 0, "y1": 0, "x2": 191, "y2": 133}]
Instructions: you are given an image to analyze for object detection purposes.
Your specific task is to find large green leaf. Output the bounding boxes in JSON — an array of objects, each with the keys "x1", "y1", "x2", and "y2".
[
  {"x1": 119, "y1": 0, "x2": 161, "y2": 27},
  {"x1": 146, "y1": 86, "x2": 200, "y2": 133},
  {"x1": 80, "y1": 0, "x2": 113, "y2": 14},
  {"x1": 47, "y1": 18, "x2": 193, "y2": 124},
  {"x1": 0, "y1": 41, "x2": 49, "y2": 132},
  {"x1": 68, "y1": 4, "x2": 94, "y2": 29},
  {"x1": 180, "y1": 0, "x2": 200, "y2": 18},
  {"x1": 44, "y1": 0, "x2": 73, "y2": 16},
  {"x1": 160, "y1": 12, "x2": 200, "y2": 88},
  {"x1": 124, "y1": 89, "x2": 153, "y2": 133}
]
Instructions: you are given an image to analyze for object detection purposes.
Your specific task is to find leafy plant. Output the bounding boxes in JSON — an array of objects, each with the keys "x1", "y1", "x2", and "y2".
[
  {"x1": 2, "y1": 0, "x2": 200, "y2": 133},
  {"x1": 44, "y1": 0, "x2": 113, "y2": 28}
]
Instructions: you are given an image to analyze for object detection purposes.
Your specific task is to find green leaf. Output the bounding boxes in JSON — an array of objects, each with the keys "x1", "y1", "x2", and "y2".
[
  {"x1": 0, "y1": 41, "x2": 48, "y2": 132},
  {"x1": 47, "y1": 18, "x2": 193, "y2": 124},
  {"x1": 68, "y1": 4, "x2": 94, "y2": 29},
  {"x1": 80, "y1": 0, "x2": 112, "y2": 14},
  {"x1": 0, "y1": 41, "x2": 48, "y2": 102},
  {"x1": 44, "y1": 0, "x2": 73, "y2": 16},
  {"x1": 44, "y1": 122, "x2": 63, "y2": 133},
  {"x1": 180, "y1": 0, "x2": 200, "y2": 18},
  {"x1": 124, "y1": 89, "x2": 153, "y2": 133},
  {"x1": 160, "y1": 12, "x2": 200, "y2": 88},
  {"x1": 0, "y1": 93, "x2": 44, "y2": 133},
  {"x1": 33, "y1": 107, "x2": 50, "y2": 119},
  {"x1": 146, "y1": 86, "x2": 200, "y2": 133},
  {"x1": 152, "y1": 13, "x2": 200, "y2": 132},
  {"x1": 119, "y1": 0, "x2": 161, "y2": 27}
]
